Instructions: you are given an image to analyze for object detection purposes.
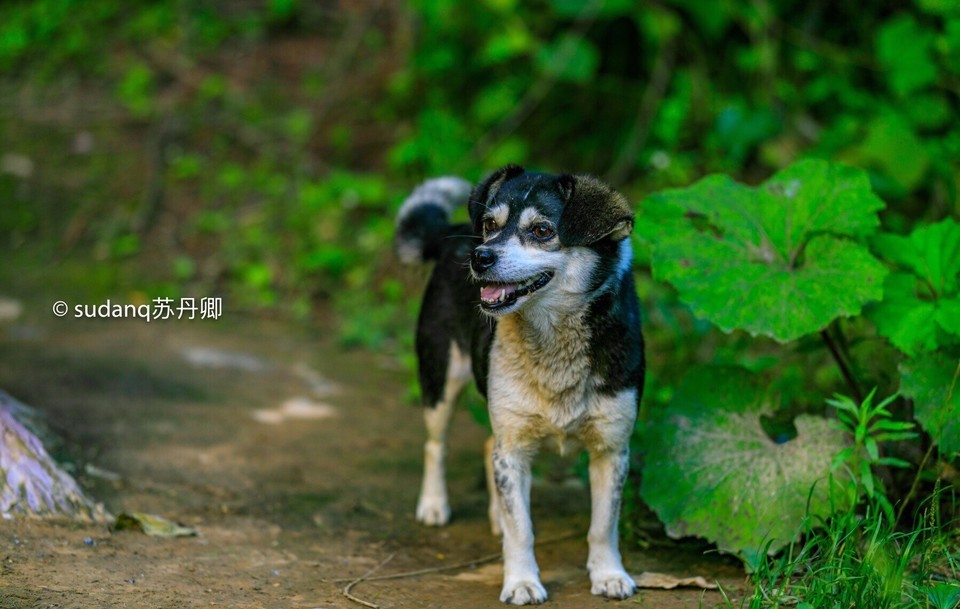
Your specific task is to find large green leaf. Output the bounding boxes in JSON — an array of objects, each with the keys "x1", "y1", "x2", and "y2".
[
  {"x1": 641, "y1": 160, "x2": 887, "y2": 342},
  {"x1": 868, "y1": 219, "x2": 960, "y2": 356},
  {"x1": 640, "y1": 367, "x2": 855, "y2": 557},
  {"x1": 900, "y1": 353, "x2": 960, "y2": 459}
]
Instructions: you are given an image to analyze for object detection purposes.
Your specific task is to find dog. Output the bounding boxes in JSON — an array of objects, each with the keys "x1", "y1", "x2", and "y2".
[{"x1": 395, "y1": 165, "x2": 644, "y2": 605}]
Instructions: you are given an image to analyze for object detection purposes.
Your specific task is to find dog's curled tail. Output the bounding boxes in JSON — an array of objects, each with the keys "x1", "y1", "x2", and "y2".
[{"x1": 395, "y1": 176, "x2": 473, "y2": 265}]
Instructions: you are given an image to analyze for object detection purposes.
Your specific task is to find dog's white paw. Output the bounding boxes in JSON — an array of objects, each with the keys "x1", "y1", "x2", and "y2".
[
  {"x1": 500, "y1": 579, "x2": 547, "y2": 605},
  {"x1": 415, "y1": 496, "x2": 450, "y2": 526},
  {"x1": 590, "y1": 570, "x2": 637, "y2": 599}
]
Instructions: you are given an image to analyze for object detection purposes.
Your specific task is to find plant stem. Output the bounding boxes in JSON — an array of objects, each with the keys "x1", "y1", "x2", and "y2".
[
  {"x1": 894, "y1": 438, "x2": 934, "y2": 530},
  {"x1": 894, "y1": 359, "x2": 960, "y2": 529},
  {"x1": 821, "y1": 327, "x2": 863, "y2": 403},
  {"x1": 605, "y1": 40, "x2": 676, "y2": 185}
]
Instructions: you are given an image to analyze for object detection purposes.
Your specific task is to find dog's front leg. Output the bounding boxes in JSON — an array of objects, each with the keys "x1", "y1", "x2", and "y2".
[
  {"x1": 587, "y1": 446, "x2": 636, "y2": 599},
  {"x1": 492, "y1": 445, "x2": 546, "y2": 605}
]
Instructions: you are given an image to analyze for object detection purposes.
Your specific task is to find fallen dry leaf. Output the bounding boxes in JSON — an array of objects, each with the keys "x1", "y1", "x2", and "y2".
[
  {"x1": 635, "y1": 572, "x2": 718, "y2": 590},
  {"x1": 252, "y1": 397, "x2": 337, "y2": 424},
  {"x1": 114, "y1": 512, "x2": 198, "y2": 537}
]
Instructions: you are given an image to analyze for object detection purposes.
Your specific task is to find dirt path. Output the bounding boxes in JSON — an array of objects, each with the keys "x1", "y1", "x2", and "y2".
[{"x1": 0, "y1": 303, "x2": 743, "y2": 608}]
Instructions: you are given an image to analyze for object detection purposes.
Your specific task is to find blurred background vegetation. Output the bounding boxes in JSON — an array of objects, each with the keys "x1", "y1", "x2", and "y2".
[{"x1": 2, "y1": 0, "x2": 957, "y2": 339}]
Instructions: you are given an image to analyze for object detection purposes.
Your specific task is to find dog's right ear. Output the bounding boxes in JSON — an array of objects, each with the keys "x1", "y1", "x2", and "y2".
[
  {"x1": 557, "y1": 174, "x2": 634, "y2": 246},
  {"x1": 468, "y1": 164, "x2": 525, "y2": 233}
]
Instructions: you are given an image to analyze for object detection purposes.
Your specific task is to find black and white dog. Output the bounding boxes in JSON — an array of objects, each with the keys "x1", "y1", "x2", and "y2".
[{"x1": 396, "y1": 165, "x2": 644, "y2": 605}]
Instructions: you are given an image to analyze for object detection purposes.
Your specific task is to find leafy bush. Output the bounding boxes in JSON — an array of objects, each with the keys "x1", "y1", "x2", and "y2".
[{"x1": 638, "y1": 158, "x2": 959, "y2": 564}]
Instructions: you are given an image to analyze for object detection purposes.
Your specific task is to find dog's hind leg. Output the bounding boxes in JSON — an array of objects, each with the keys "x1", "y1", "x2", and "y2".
[{"x1": 416, "y1": 342, "x2": 471, "y2": 526}]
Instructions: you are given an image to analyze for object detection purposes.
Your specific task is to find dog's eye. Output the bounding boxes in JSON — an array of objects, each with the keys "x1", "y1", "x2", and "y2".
[
  {"x1": 531, "y1": 224, "x2": 555, "y2": 241},
  {"x1": 482, "y1": 218, "x2": 498, "y2": 234}
]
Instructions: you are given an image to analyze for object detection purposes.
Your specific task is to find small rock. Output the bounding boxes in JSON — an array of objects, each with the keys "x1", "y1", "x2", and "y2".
[
  {"x1": 181, "y1": 347, "x2": 266, "y2": 372},
  {"x1": 0, "y1": 154, "x2": 33, "y2": 178},
  {"x1": 73, "y1": 131, "x2": 95, "y2": 155},
  {"x1": 0, "y1": 298, "x2": 22, "y2": 322}
]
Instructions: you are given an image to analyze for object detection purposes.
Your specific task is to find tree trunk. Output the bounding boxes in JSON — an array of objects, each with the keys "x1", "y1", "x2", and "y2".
[{"x1": 0, "y1": 391, "x2": 108, "y2": 521}]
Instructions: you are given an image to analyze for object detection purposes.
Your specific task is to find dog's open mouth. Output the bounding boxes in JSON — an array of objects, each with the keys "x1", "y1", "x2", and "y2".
[{"x1": 479, "y1": 272, "x2": 554, "y2": 311}]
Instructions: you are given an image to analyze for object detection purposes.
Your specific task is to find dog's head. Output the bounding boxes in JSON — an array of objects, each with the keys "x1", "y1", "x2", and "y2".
[{"x1": 467, "y1": 165, "x2": 634, "y2": 316}]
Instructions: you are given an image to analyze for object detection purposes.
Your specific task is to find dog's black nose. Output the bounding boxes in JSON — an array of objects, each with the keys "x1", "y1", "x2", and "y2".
[{"x1": 471, "y1": 248, "x2": 497, "y2": 273}]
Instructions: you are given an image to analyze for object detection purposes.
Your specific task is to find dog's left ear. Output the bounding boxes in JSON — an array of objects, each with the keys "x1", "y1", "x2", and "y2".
[{"x1": 556, "y1": 174, "x2": 634, "y2": 246}]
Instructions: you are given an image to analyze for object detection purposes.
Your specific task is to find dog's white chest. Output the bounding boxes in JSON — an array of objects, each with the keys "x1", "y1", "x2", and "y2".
[{"x1": 487, "y1": 314, "x2": 603, "y2": 442}]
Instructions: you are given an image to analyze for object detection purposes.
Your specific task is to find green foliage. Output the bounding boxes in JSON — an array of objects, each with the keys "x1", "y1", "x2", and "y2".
[
  {"x1": 642, "y1": 366, "x2": 855, "y2": 557},
  {"x1": 640, "y1": 160, "x2": 887, "y2": 342},
  {"x1": 828, "y1": 389, "x2": 918, "y2": 524},
  {"x1": 638, "y1": 157, "x2": 958, "y2": 567},
  {"x1": 876, "y1": 14, "x2": 939, "y2": 99},
  {"x1": 116, "y1": 63, "x2": 156, "y2": 118},
  {"x1": 900, "y1": 353, "x2": 960, "y2": 459},
  {"x1": 869, "y1": 219, "x2": 960, "y2": 356}
]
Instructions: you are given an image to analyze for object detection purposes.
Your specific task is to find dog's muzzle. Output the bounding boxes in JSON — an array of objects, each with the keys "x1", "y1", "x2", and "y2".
[
  {"x1": 478, "y1": 272, "x2": 554, "y2": 310},
  {"x1": 472, "y1": 245, "x2": 554, "y2": 311}
]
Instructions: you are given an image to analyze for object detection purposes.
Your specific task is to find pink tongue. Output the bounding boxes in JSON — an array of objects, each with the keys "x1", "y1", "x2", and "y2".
[{"x1": 480, "y1": 283, "x2": 517, "y2": 302}]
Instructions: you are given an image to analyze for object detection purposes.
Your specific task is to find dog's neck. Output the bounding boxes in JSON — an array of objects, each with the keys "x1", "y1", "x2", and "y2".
[{"x1": 510, "y1": 298, "x2": 588, "y2": 346}]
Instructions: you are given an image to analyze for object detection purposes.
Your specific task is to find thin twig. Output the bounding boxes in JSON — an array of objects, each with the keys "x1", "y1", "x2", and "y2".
[
  {"x1": 337, "y1": 550, "x2": 503, "y2": 585},
  {"x1": 460, "y1": 0, "x2": 603, "y2": 172},
  {"x1": 895, "y1": 357, "x2": 960, "y2": 529},
  {"x1": 333, "y1": 530, "x2": 583, "y2": 585},
  {"x1": 342, "y1": 552, "x2": 396, "y2": 609},
  {"x1": 605, "y1": 40, "x2": 676, "y2": 185},
  {"x1": 821, "y1": 327, "x2": 862, "y2": 403},
  {"x1": 333, "y1": 528, "x2": 586, "y2": 609},
  {"x1": 311, "y1": 0, "x2": 385, "y2": 126},
  {"x1": 895, "y1": 440, "x2": 936, "y2": 530},
  {"x1": 775, "y1": 15, "x2": 960, "y2": 96}
]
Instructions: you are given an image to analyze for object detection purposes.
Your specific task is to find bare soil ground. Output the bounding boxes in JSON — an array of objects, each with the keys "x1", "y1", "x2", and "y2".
[{"x1": 0, "y1": 300, "x2": 744, "y2": 609}]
